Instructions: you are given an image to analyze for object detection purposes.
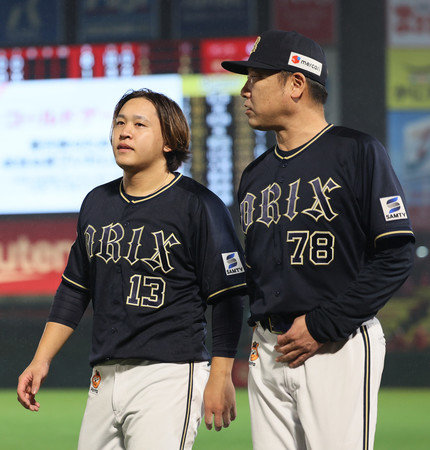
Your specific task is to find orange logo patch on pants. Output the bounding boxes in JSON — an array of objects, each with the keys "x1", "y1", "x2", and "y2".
[
  {"x1": 249, "y1": 341, "x2": 259, "y2": 363},
  {"x1": 90, "y1": 370, "x2": 101, "y2": 393}
]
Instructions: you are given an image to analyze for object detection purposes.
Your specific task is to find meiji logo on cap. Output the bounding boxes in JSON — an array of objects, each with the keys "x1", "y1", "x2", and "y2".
[{"x1": 288, "y1": 52, "x2": 323, "y2": 77}]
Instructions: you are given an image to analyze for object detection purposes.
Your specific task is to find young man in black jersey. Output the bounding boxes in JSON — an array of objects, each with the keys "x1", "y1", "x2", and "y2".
[
  {"x1": 17, "y1": 88, "x2": 246, "y2": 449},
  {"x1": 222, "y1": 30, "x2": 415, "y2": 450}
]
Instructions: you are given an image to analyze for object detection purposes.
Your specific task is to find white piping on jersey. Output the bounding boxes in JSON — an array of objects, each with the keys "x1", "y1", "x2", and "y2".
[
  {"x1": 208, "y1": 283, "x2": 247, "y2": 301},
  {"x1": 274, "y1": 123, "x2": 334, "y2": 159},
  {"x1": 119, "y1": 173, "x2": 183, "y2": 203},
  {"x1": 62, "y1": 274, "x2": 89, "y2": 291},
  {"x1": 374, "y1": 230, "x2": 414, "y2": 247}
]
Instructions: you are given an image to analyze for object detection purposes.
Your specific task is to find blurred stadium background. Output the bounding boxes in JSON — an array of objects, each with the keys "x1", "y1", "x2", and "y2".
[{"x1": 0, "y1": 0, "x2": 429, "y2": 394}]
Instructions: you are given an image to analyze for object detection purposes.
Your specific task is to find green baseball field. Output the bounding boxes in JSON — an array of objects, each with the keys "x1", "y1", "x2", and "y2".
[{"x1": 2, "y1": 388, "x2": 429, "y2": 449}]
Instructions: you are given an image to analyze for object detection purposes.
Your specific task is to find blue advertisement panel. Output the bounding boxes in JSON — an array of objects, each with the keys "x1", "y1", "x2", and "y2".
[
  {"x1": 388, "y1": 111, "x2": 430, "y2": 228},
  {"x1": 76, "y1": 0, "x2": 160, "y2": 43},
  {"x1": 172, "y1": 0, "x2": 257, "y2": 38},
  {"x1": 0, "y1": 0, "x2": 63, "y2": 46}
]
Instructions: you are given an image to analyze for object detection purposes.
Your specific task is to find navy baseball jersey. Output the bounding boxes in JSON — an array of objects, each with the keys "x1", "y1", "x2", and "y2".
[
  {"x1": 238, "y1": 124, "x2": 414, "y2": 339},
  {"x1": 51, "y1": 173, "x2": 246, "y2": 365}
]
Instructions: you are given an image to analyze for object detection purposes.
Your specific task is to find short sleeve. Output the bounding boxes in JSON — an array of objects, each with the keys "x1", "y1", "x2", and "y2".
[
  {"x1": 62, "y1": 200, "x2": 91, "y2": 292},
  {"x1": 191, "y1": 190, "x2": 246, "y2": 303},
  {"x1": 357, "y1": 136, "x2": 414, "y2": 246}
]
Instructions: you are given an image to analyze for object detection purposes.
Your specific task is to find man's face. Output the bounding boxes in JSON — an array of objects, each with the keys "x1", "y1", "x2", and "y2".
[
  {"x1": 111, "y1": 97, "x2": 168, "y2": 174},
  {"x1": 240, "y1": 68, "x2": 290, "y2": 131}
]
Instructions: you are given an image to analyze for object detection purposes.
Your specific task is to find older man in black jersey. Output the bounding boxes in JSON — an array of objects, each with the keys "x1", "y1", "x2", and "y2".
[{"x1": 222, "y1": 30, "x2": 414, "y2": 450}]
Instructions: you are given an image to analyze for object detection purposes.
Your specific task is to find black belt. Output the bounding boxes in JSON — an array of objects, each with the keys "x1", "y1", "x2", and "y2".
[{"x1": 258, "y1": 315, "x2": 293, "y2": 335}]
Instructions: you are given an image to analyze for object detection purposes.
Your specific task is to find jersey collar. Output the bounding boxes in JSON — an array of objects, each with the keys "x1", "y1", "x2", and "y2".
[
  {"x1": 119, "y1": 173, "x2": 182, "y2": 203},
  {"x1": 274, "y1": 123, "x2": 334, "y2": 160}
]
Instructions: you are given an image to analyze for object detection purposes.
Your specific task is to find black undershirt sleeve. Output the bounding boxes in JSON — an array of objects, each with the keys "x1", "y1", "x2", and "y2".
[
  {"x1": 48, "y1": 280, "x2": 91, "y2": 329},
  {"x1": 306, "y1": 237, "x2": 415, "y2": 343},
  {"x1": 211, "y1": 293, "x2": 245, "y2": 358}
]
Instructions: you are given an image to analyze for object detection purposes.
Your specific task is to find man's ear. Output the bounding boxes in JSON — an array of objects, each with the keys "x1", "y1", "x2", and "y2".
[{"x1": 290, "y1": 72, "x2": 306, "y2": 99}]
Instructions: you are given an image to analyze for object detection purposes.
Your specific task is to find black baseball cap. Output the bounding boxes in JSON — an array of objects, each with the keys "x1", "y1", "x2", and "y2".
[{"x1": 221, "y1": 30, "x2": 328, "y2": 86}]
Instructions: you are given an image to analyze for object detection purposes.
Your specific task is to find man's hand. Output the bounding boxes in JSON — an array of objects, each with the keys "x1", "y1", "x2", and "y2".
[
  {"x1": 204, "y1": 357, "x2": 237, "y2": 432},
  {"x1": 17, "y1": 360, "x2": 50, "y2": 411},
  {"x1": 16, "y1": 322, "x2": 75, "y2": 411},
  {"x1": 274, "y1": 315, "x2": 323, "y2": 368}
]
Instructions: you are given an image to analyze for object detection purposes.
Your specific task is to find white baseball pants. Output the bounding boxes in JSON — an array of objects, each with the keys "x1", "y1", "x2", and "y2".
[
  {"x1": 78, "y1": 360, "x2": 210, "y2": 450},
  {"x1": 248, "y1": 318, "x2": 386, "y2": 450}
]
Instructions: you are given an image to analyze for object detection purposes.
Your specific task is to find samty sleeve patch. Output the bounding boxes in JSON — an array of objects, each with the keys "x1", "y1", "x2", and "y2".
[
  {"x1": 379, "y1": 196, "x2": 408, "y2": 221},
  {"x1": 221, "y1": 252, "x2": 245, "y2": 276}
]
